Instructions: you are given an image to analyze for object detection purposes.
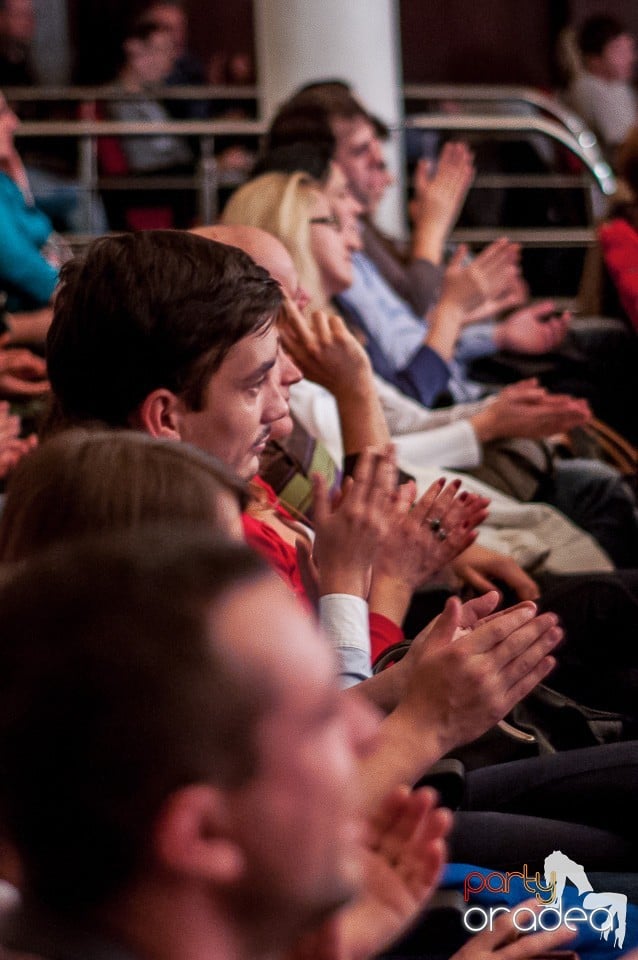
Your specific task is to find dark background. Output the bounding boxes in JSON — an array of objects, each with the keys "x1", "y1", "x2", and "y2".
[{"x1": 68, "y1": 0, "x2": 638, "y2": 86}]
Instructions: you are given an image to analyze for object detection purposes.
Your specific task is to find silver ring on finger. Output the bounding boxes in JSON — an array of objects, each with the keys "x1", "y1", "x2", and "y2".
[
  {"x1": 437, "y1": 527, "x2": 448, "y2": 541},
  {"x1": 429, "y1": 517, "x2": 442, "y2": 533}
]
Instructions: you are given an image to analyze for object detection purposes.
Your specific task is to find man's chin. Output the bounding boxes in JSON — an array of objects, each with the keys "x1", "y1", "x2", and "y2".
[{"x1": 239, "y1": 454, "x2": 261, "y2": 482}]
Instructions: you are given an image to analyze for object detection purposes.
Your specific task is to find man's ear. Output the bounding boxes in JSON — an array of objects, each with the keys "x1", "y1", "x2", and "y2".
[
  {"x1": 152, "y1": 784, "x2": 245, "y2": 885},
  {"x1": 133, "y1": 388, "x2": 184, "y2": 440}
]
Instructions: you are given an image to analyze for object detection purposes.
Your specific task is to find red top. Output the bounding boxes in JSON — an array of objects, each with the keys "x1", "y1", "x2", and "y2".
[
  {"x1": 243, "y1": 476, "x2": 403, "y2": 662},
  {"x1": 599, "y1": 218, "x2": 638, "y2": 332}
]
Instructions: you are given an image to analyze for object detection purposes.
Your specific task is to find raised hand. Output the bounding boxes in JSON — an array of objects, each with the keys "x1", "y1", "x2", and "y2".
[
  {"x1": 278, "y1": 299, "x2": 372, "y2": 394},
  {"x1": 341, "y1": 786, "x2": 452, "y2": 960},
  {"x1": 410, "y1": 142, "x2": 476, "y2": 264},
  {"x1": 393, "y1": 594, "x2": 561, "y2": 757},
  {"x1": 312, "y1": 446, "x2": 398, "y2": 598},
  {"x1": 285, "y1": 785, "x2": 453, "y2": 960},
  {"x1": 358, "y1": 592, "x2": 561, "y2": 808},
  {"x1": 374, "y1": 479, "x2": 489, "y2": 593},
  {"x1": 441, "y1": 239, "x2": 522, "y2": 323}
]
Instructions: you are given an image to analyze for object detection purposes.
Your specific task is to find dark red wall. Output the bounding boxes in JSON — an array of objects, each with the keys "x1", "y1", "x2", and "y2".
[{"x1": 69, "y1": 0, "x2": 638, "y2": 87}]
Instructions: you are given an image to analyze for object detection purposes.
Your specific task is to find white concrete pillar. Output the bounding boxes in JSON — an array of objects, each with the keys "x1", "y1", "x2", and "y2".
[{"x1": 254, "y1": 0, "x2": 406, "y2": 234}]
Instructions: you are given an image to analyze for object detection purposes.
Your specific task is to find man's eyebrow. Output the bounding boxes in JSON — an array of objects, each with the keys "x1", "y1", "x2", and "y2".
[{"x1": 239, "y1": 357, "x2": 278, "y2": 385}]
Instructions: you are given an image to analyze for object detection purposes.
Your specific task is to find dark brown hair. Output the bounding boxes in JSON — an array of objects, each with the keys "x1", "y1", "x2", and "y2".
[
  {"x1": 47, "y1": 230, "x2": 282, "y2": 426},
  {"x1": 0, "y1": 528, "x2": 271, "y2": 913}
]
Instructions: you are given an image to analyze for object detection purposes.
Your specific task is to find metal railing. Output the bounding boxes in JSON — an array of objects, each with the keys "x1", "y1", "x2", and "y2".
[
  {"x1": 3, "y1": 83, "x2": 259, "y2": 103},
  {"x1": 6, "y1": 84, "x2": 614, "y2": 246},
  {"x1": 15, "y1": 117, "x2": 267, "y2": 229},
  {"x1": 403, "y1": 112, "x2": 615, "y2": 196},
  {"x1": 402, "y1": 112, "x2": 614, "y2": 248},
  {"x1": 404, "y1": 83, "x2": 597, "y2": 139},
  {"x1": 403, "y1": 84, "x2": 615, "y2": 203}
]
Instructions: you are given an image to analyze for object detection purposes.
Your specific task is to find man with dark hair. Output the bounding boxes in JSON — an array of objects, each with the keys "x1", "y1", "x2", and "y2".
[
  {"x1": 261, "y1": 83, "x2": 563, "y2": 380},
  {"x1": 47, "y1": 230, "x2": 290, "y2": 478},
  {"x1": 47, "y1": 227, "x2": 638, "y2": 876},
  {"x1": 567, "y1": 13, "x2": 636, "y2": 157},
  {"x1": 0, "y1": 526, "x2": 385, "y2": 954}
]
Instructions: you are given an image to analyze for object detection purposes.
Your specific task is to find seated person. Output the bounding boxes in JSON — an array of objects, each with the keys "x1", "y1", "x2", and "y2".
[
  {"x1": 0, "y1": 0, "x2": 109, "y2": 234},
  {"x1": 566, "y1": 14, "x2": 637, "y2": 163},
  {"x1": 0, "y1": 88, "x2": 58, "y2": 339},
  {"x1": 35, "y1": 229, "x2": 638, "y2": 874},
  {"x1": 200, "y1": 222, "x2": 638, "y2": 723},
  {"x1": 221, "y1": 171, "x2": 638, "y2": 569},
  {"x1": 105, "y1": 18, "x2": 195, "y2": 228},
  {"x1": 0, "y1": 524, "x2": 578, "y2": 960},
  {"x1": 260, "y1": 87, "x2": 638, "y2": 445}
]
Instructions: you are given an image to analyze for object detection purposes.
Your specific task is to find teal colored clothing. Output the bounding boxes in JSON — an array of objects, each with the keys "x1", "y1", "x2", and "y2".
[{"x1": 0, "y1": 173, "x2": 59, "y2": 310}]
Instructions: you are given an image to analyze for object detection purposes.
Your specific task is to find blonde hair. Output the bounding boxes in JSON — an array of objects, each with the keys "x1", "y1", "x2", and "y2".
[{"x1": 222, "y1": 171, "x2": 328, "y2": 309}]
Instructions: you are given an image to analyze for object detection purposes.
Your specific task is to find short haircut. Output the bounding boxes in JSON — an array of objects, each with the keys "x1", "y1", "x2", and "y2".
[
  {"x1": 266, "y1": 83, "x2": 389, "y2": 157},
  {"x1": 128, "y1": 0, "x2": 185, "y2": 30},
  {"x1": 0, "y1": 429, "x2": 251, "y2": 562},
  {"x1": 0, "y1": 528, "x2": 271, "y2": 913},
  {"x1": 578, "y1": 14, "x2": 627, "y2": 57},
  {"x1": 123, "y1": 18, "x2": 169, "y2": 44},
  {"x1": 46, "y1": 230, "x2": 282, "y2": 426},
  {"x1": 266, "y1": 100, "x2": 336, "y2": 155},
  {"x1": 252, "y1": 140, "x2": 333, "y2": 183}
]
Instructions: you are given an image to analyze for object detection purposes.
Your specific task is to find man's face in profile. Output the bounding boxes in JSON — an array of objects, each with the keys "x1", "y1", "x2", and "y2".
[
  {"x1": 332, "y1": 116, "x2": 389, "y2": 213},
  {"x1": 178, "y1": 323, "x2": 291, "y2": 480},
  {"x1": 215, "y1": 576, "x2": 377, "y2": 932}
]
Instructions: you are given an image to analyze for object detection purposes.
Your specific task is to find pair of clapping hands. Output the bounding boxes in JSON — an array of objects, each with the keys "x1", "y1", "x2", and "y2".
[
  {"x1": 297, "y1": 445, "x2": 490, "y2": 609},
  {"x1": 289, "y1": 783, "x2": 577, "y2": 960}
]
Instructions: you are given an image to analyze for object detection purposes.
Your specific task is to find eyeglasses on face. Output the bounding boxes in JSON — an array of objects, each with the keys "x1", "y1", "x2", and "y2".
[{"x1": 309, "y1": 212, "x2": 341, "y2": 231}]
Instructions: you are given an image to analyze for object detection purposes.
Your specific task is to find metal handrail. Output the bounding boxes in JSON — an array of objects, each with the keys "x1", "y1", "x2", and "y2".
[
  {"x1": 450, "y1": 227, "x2": 596, "y2": 247},
  {"x1": 3, "y1": 84, "x2": 259, "y2": 102},
  {"x1": 14, "y1": 118, "x2": 266, "y2": 228},
  {"x1": 403, "y1": 112, "x2": 616, "y2": 196},
  {"x1": 404, "y1": 84, "x2": 582, "y2": 131},
  {"x1": 15, "y1": 119, "x2": 267, "y2": 137},
  {"x1": 12, "y1": 110, "x2": 612, "y2": 241}
]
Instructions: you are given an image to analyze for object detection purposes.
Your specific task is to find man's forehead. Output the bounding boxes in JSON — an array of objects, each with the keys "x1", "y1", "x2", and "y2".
[{"x1": 332, "y1": 115, "x2": 376, "y2": 151}]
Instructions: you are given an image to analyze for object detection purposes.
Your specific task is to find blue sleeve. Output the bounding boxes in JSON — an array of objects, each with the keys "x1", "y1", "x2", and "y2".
[
  {"x1": 338, "y1": 645, "x2": 373, "y2": 688},
  {"x1": 338, "y1": 298, "x2": 451, "y2": 408},
  {"x1": 0, "y1": 177, "x2": 58, "y2": 308},
  {"x1": 455, "y1": 321, "x2": 498, "y2": 363},
  {"x1": 394, "y1": 344, "x2": 452, "y2": 406}
]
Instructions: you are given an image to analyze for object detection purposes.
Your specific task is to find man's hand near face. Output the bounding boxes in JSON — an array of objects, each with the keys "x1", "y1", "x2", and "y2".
[{"x1": 285, "y1": 785, "x2": 452, "y2": 960}]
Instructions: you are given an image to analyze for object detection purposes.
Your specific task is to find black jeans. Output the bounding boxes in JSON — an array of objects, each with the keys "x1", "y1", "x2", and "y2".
[{"x1": 451, "y1": 741, "x2": 638, "y2": 872}]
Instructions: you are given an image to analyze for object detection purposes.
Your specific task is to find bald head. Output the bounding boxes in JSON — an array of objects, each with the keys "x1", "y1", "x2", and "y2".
[{"x1": 190, "y1": 224, "x2": 298, "y2": 299}]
